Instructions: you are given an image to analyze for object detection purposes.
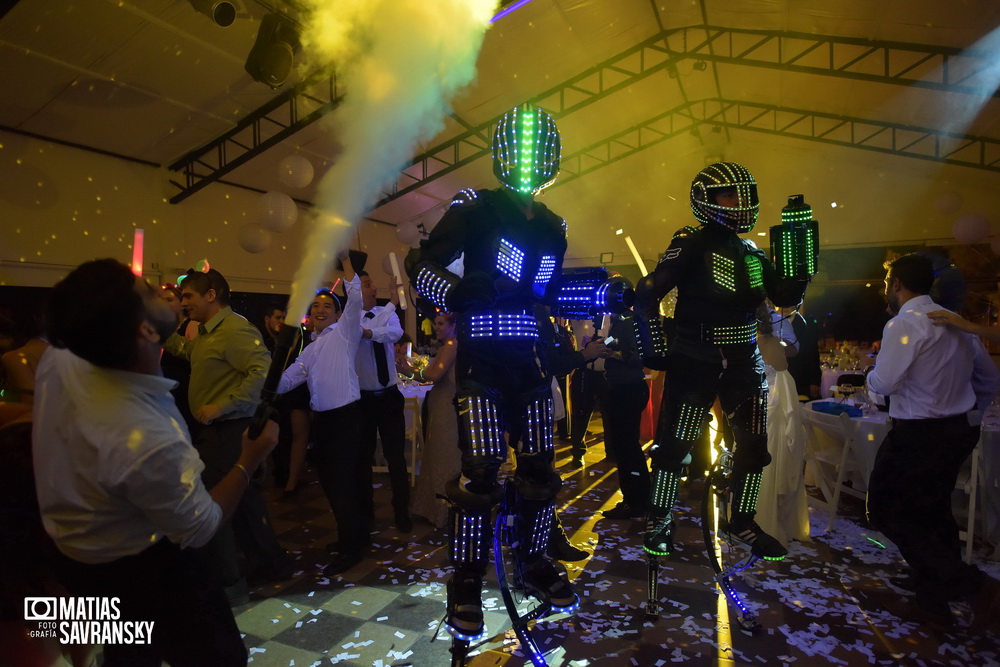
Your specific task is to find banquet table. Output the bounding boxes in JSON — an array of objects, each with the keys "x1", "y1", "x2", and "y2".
[{"x1": 803, "y1": 399, "x2": 1000, "y2": 554}]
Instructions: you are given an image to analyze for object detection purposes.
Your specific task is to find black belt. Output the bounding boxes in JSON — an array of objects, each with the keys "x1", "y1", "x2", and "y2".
[
  {"x1": 361, "y1": 386, "x2": 399, "y2": 397},
  {"x1": 891, "y1": 412, "x2": 970, "y2": 427}
]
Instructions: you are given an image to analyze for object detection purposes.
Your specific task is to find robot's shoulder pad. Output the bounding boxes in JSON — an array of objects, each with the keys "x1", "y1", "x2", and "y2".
[
  {"x1": 449, "y1": 188, "x2": 482, "y2": 208},
  {"x1": 741, "y1": 237, "x2": 764, "y2": 253},
  {"x1": 672, "y1": 225, "x2": 699, "y2": 240}
]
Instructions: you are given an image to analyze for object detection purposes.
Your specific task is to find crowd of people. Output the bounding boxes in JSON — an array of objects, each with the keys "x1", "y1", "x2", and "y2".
[{"x1": 3, "y1": 102, "x2": 1000, "y2": 664}]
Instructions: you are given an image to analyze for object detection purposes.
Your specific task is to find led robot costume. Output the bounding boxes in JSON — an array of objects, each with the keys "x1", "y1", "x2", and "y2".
[
  {"x1": 635, "y1": 162, "x2": 813, "y2": 560},
  {"x1": 406, "y1": 104, "x2": 578, "y2": 640}
]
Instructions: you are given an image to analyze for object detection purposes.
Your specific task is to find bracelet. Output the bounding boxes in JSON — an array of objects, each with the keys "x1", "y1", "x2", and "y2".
[{"x1": 233, "y1": 463, "x2": 251, "y2": 485}]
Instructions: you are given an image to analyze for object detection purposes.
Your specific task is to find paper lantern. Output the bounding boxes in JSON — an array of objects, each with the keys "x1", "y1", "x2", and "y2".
[
  {"x1": 258, "y1": 191, "x2": 298, "y2": 232},
  {"x1": 278, "y1": 155, "x2": 315, "y2": 188},
  {"x1": 952, "y1": 213, "x2": 991, "y2": 244},
  {"x1": 238, "y1": 223, "x2": 272, "y2": 253},
  {"x1": 396, "y1": 221, "x2": 421, "y2": 247},
  {"x1": 933, "y1": 191, "x2": 963, "y2": 215}
]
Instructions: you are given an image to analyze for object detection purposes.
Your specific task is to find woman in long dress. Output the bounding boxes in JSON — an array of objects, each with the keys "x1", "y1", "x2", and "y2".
[
  {"x1": 411, "y1": 313, "x2": 462, "y2": 528},
  {"x1": 755, "y1": 304, "x2": 811, "y2": 547}
]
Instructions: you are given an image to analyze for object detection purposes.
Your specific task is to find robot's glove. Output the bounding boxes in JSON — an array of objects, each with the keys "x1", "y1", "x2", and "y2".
[{"x1": 447, "y1": 271, "x2": 498, "y2": 311}]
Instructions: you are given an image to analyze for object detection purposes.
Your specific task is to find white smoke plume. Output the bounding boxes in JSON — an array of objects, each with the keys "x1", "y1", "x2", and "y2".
[{"x1": 286, "y1": 0, "x2": 496, "y2": 319}]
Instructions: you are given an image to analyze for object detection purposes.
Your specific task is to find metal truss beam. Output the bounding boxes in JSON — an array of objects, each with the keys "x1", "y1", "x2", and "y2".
[
  {"x1": 167, "y1": 75, "x2": 343, "y2": 204},
  {"x1": 671, "y1": 25, "x2": 1000, "y2": 99},
  {"x1": 550, "y1": 98, "x2": 1000, "y2": 190},
  {"x1": 372, "y1": 29, "x2": 692, "y2": 207}
]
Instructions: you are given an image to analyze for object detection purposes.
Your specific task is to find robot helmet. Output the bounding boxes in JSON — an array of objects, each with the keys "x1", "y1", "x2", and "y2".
[
  {"x1": 492, "y1": 104, "x2": 561, "y2": 195},
  {"x1": 690, "y1": 162, "x2": 760, "y2": 233}
]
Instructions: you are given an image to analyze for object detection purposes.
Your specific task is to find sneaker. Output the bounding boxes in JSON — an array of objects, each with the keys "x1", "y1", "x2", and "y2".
[
  {"x1": 726, "y1": 516, "x2": 787, "y2": 560},
  {"x1": 446, "y1": 573, "x2": 485, "y2": 640},
  {"x1": 643, "y1": 514, "x2": 673, "y2": 556},
  {"x1": 603, "y1": 501, "x2": 645, "y2": 519},
  {"x1": 519, "y1": 559, "x2": 579, "y2": 612}
]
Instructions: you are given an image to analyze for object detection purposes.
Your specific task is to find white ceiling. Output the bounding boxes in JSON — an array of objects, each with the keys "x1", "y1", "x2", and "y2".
[{"x1": 2, "y1": 0, "x2": 999, "y2": 267}]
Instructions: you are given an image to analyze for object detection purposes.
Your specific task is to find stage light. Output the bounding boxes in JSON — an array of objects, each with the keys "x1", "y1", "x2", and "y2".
[
  {"x1": 245, "y1": 13, "x2": 301, "y2": 88},
  {"x1": 190, "y1": 0, "x2": 236, "y2": 27},
  {"x1": 693, "y1": 60, "x2": 708, "y2": 71}
]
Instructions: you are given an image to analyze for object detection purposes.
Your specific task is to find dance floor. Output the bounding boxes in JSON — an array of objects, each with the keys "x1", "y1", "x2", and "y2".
[{"x1": 235, "y1": 432, "x2": 1000, "y2": 666}]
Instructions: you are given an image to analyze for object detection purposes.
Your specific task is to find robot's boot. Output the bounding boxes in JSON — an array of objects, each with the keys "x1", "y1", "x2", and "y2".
[{"x1": 729, "y1": 470, "x2": 787, "y2": 560}]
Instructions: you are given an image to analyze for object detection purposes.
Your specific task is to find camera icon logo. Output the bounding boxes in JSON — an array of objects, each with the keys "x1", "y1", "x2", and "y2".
[{"x1": 24, "y1": 597, "x2": 58, "y2": 621}]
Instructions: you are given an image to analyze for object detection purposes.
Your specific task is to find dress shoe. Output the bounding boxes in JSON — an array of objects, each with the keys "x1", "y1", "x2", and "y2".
[
  {"x1": 968, "y1": 575, "x2": 1000, "y2": 635},
  {"x1": 248, "y1": 557, "x2": 295, "y2": 586},
  {"x1": 602, "y1": 501, "x2": 645, "y2": 519},
  {"x1": 395, "y1": 513, "x2": 414, "y2": 533},
  {"x1": 323, "y1": 552, "x2": 363, "y2": 576},
  {"x1": 570, "y1": 454, "x2": 584, "y2": 469},
  {"x1": 872, "y1": 590, "x2": 952, "y2": 630},
  {"x1": 547, "y1": 531, "x2": 589, "y2": 562}
]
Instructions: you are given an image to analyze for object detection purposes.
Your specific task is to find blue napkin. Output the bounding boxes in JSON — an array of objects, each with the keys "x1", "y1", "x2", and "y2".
[{"x1": 811, "y1": 401, "x2": 863, "y2": 418}]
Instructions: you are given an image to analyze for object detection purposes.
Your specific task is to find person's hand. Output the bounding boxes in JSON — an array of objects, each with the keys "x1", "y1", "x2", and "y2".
[
  {"x1": 195, "y1": 404, "x2": 223, "y2": 425},
  {"x1": 240, "y1": 419, "x2": 279, "y2": 466},
  {"x1": 928, "y1": 309, "x2": 973, "y2": 332},
  {"x1": 581, "y1": 337, "x2": 610, "y2": 362},
  {"x1": 389, "y1": 281, "x2": 401, "y2": 306}
]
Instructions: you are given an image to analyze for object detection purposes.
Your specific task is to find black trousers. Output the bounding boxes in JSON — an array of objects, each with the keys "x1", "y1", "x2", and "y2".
[
  {"x1": 600, "y1": 379, "x2": 651, "y2": 508},
  {"x1": 52, "y1": 540, "x2": 245, "y2": 667},
  {"x1": 194, "y1": 418, "x2": 286, "y2": 585},
  {"x1": 650, "y1": 350, "x2": 770, "y2": 475},
  {"x1": 867, "y1": 414, "x2": 984, "y2": 606},
  {"x1": 313, "y1": 401, "x2": 367, "y2": 556},
  {"x1": 358, "y1": 386, "x2": 410, "y2": 519},
  {"x1": 570, "y1": 368, "x2": 605, "y2": 455}
]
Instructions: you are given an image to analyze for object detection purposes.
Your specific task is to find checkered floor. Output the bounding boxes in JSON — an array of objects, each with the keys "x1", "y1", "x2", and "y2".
[{"x1": 236, "y1": 430, "x2": 1000, "y2": 666}]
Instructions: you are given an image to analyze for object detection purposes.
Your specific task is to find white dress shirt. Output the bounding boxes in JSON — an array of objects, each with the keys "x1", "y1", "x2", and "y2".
[
  {"x1": 356, "y1": 303, "x2": 404, "y2": 391},
  {"x1": 32, "y1": 348, "x2": 222, "y2": 564},
  {"x1": 867, "y1": 294, "x2": 1000, "y2": 420},
  {"x1": 278, "y1": 275, "x2": 363, "y2": 411}
]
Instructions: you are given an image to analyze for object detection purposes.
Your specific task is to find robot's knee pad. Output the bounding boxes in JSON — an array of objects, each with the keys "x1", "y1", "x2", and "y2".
[
  {"x1": 446, "y1": 471, "x2": 502, "y2": 511},
  {"x1": 514, "y1": 458, "x2": 562, "y2": 502}
]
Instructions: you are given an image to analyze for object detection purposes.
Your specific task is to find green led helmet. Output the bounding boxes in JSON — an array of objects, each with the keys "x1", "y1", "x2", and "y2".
[
  {"x1": 492, "y1": 104, "x2": 561, "y2": 195},
  {"x1": 690, "y1": 162, "x2": 760, "y2": 233}
]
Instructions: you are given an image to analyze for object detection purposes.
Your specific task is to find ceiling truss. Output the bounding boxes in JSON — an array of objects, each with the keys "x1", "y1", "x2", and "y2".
[
  {"x1": 167, "y1": 75, "x2": 343, "y2": 204},
  {"x1": 166, "y1": 26, "x2": 1000, "y2": 205}
]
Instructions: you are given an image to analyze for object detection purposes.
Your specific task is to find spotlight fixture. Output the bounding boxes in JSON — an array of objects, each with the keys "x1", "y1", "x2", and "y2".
[
  {"x1": 693, "y1": 60, "x2": 708, "y2": 71},
  {"x1": 190, "y1": 0, "x2": 236, "y2": 27},
  {"x1": 245, "y1": 13, "x2": 301, "y2": 89}
]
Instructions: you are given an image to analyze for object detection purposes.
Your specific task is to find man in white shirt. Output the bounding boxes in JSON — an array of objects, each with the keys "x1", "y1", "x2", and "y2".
[
  {"x1": 866, "y1": 253, "x2": 1000, "y2": 633},
  {"x1": 355, "y1": 269, "x2": 411, "y2": 533},
  {"x1": 278, "y1": 251, "x2": 369, "y2": 575},
  {"x1": 33, "y1": 258, "x2": 277, "y2": 666}
]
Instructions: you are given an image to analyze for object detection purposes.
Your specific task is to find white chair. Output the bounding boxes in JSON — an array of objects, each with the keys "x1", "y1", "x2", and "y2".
[
  {"x1": 955, "y1": 442, "x2": 981, "y2": 565},
  {"x1": 802, "y1": 407, "x2": 866, "y2": 530}
]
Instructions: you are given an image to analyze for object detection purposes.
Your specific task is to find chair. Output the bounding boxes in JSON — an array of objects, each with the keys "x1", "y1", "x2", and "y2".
[
  {"x1": 955, "y1": 442, "x2": 981, "y2": 565},
  {"x1": 802, "y1": 408, "x2": 866, "y2": 530}
]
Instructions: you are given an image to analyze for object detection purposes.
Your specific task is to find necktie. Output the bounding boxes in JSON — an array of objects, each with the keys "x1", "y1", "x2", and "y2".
[{"x1": 365, "y1": 311, "x2": 390, "y2": 386}]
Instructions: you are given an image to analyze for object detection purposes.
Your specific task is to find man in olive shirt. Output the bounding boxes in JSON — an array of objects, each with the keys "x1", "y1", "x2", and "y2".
[{"x1": 167, "y1": 268, "x2": 290, "y2": 602}]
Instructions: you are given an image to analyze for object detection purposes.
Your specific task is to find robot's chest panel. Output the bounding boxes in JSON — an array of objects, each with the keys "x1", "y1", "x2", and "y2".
[
  {"x1": 706, "y1": 247, "x2": 764, "y2": 294},
  {"x1": 487, "y1": 233, "x2": 557, "y2": 292}
]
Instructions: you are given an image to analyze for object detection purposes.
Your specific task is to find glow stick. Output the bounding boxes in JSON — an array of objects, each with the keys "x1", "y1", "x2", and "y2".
[
  {"x1": 624, "y1": 235, "x2": 647, "y2": 277},
  {"x1": 131, "y1": 229, "x2": 144, "y2": 277},
  {"x1": 388, "y1": 252, "x2": 408, "y2": 310}
]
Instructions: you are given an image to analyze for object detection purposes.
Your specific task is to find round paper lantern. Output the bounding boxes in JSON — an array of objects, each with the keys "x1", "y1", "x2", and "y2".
[
  {"x1": 278, "y1": 155, "x2": 315, "y2": 188},
  {"x1": 952, "y1": 213, "x2": 991, "y2": 244},
  {"x1": 258, "y1": 191, "x2": 298, "y2": 232},
  {"x1": 933, "y1": 191, "x2": 963, "y2": 215},
  {"x1": 381, "y1": 254, "x2": 395, "y2": 276},
  {"x1": 396, "y1": 221, "x2": 421, "y2": 247},
  {"x1": 237, "y1": 222, "x2": 272, "y2": 253}
]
